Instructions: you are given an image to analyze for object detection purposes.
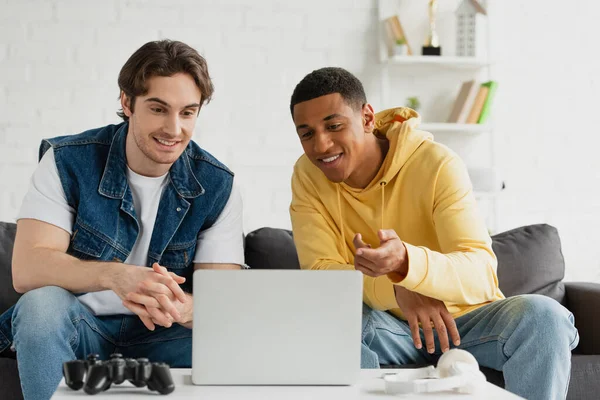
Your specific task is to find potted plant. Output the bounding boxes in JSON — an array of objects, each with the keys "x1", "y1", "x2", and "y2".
[
  {"x1": 394, "y1": 38, "x2": 409, "y2": 56},
  {"x1": 405, "y1": 96, "x2": 421, "y2": 111}
]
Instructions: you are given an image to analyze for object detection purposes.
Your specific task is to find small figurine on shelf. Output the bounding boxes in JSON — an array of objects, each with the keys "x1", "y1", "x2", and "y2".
[
  {"x1": 405, "y1": 96, "x2": 421, "y2": 111},
  {"x1": 456, "y1": 0, "x2": 487, "y2": 57},
  {"x1": 394, "y1": 38, "x2": 409, "y2": 56},
  {"x1": 422, "y1": 0, "x2": 441, "y2": 56}
]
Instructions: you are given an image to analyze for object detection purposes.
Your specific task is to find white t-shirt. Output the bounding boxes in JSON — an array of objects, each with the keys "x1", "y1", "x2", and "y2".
[{"x1": 18, "y1": 148, "x2": 245, "y2": 315}]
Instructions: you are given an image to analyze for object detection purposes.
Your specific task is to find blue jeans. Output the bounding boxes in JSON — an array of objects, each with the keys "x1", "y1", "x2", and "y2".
[
  {"x1": 361, "y1": 294, "x2": 579, "y2": 400},
  {"x1": 10, "y1": 286, "x2": 192, "y2": 400}
]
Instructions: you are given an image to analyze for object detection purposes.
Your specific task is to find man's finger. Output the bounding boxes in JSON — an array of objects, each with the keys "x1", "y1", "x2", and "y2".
[
  {"x1": 142, "y1": 276, "x2": 187, "y2": 304},
  {"x1": 355, "y1": 254, "x2": 379, "y2": 272},
  {"x1": 147, "y1": 306, "x2": 173, "y2": 328},
  {"x1": 153, "y1": 263, "x2": 186, "y2": 285},
  {"x1": 170, "y1": 272, "x2": 186, "y2": 284},
  {"x1": 124, "y1": 298, "x2": 174, "y2": 328},
  {"x1": 407, "y1": 316, "x2": 422, "y2": 350},
  {"x1": 355, "y1": 255, "x2": 382, "y2": 276},
  {"x1": 127, "y1": 292, "x2": 181, "y2": 321},
  {"x1": 126, "y1": 292, "x2": 161, "y2": 308},
  {"x1": 352, "y1": 233, "x2": 362, "y2": 248},
  {"x1": 356, "y1": 247, "x2": 387, "y2": 264},
  {"x1": 134, "y1": 283, "x2": 181, "y2": 320},
  {"x1": 432, "y1": 315, "x2": 450, "y2": 353},
  {"x1": 154, "y1": 293, "x2": 182, "y2": 321},
  {"x1": 122, "y1": 300, "x2": 155, "y2": 331},
  {"x1": 420, "y1": 315, "x2": 436, "y2": 354},
  {"x1": 353, "y1": 233, "x2": 370, "y2": 250},
  {"x1": 140, "y1": 281, "x2": 176, "y2": 298},
  {"x1": 123, "y1": 299, "x2": 151, "y2": 317},
  {"x1": 357, "y1": 248, "x2": 400, "y2": 275},
  {"x1": 378, "y1": 229, "x2": 399, "y2": 243},
  {"x1": 355, "y1": 264, "x2": 378, "y2": 277},
  {"x1": 140, "y1": 315, "x2": 156, "y2": 331},
  {"x1": 153, "y1": 263, "x2": 166, "y2": 273},
  {"x1": 441, "y1": 311, "x2": 461, "y2": 346},
  {"x1": 354, "y1": 264, "x2": 374, "y2": 276},
  {"x1": 159, "y1": 275, "x2": 188, "y2": 303}
]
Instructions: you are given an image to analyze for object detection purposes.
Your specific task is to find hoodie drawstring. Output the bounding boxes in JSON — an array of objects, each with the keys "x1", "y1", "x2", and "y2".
[
  {"x1": 336, "y1": 185, "x2": 348, "y2": 262},
  {"x1": 380, "y1": 181, "x2": 387, "y2": 230},
  {"x1": 337, "y1": 182, "x2": 387, "y2": 263}
]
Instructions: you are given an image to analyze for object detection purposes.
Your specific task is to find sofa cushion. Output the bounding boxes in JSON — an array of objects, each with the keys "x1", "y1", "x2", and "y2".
[
  {"x1": 244, "y1": 228, "x2": 300, "y2": 270},
  {"x1": 492, "y1": 224, "x2": 566, "y2": 304},
  {"x1": 0, "y1": 222, "x2": 20, "y2": 315}
]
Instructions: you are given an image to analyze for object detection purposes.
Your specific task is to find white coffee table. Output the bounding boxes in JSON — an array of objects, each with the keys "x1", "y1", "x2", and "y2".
[{"x1": 52, "y1": 368, "x2": 523, "y2": 399}]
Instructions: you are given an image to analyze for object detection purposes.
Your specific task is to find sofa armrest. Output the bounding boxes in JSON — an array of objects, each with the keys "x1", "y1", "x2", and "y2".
[{"x1": 565, "y1": 282, "x2": 600, "y2": 355}]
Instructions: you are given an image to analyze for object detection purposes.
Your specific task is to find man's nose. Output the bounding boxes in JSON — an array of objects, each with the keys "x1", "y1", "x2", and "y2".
[
  {"x1": 313, "y1": 132, "x2": 332, "y2": 154},
  {"x1": 163, "y1": 114, "x2": 182, "y2": 136}
]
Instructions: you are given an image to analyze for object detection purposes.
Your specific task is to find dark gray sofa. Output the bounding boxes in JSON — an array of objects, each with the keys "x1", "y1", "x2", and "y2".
[
  {"x1": 1, "y1": 222, "x2": 599, "y2": 399},
  {"x1": 244, "y1": 224, "x2": 600, "y2": 400}
]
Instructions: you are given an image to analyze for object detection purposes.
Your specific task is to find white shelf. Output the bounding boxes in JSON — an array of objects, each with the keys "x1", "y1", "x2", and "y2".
[
  {"x1": 386, "y1": 55, "x2": 489, "y2": 69},
  {"x1": 376, "y1": 0, "x2": 499, "y2": 231},
  {"x1": 419, "y1": 123, "x2": 490, "y2": 135}
]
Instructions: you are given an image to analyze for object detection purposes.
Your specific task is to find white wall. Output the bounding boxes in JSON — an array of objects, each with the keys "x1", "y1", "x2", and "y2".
[
  {"x1": 1, "y1": 0, "x2": 599, "y2": 282},
  {"x1": 490, "y1": 1, "x2": 600, "y2": 282}
]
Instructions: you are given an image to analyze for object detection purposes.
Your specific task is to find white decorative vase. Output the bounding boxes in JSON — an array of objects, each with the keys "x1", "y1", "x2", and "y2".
[{"x1": 394, "y1": 44, "x2": 408, "y2": 56}]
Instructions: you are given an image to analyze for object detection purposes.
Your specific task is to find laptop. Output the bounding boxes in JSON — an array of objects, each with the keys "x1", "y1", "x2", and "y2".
[{"x1": 191, "y1": 269, "x2": 363, "y2": 385}]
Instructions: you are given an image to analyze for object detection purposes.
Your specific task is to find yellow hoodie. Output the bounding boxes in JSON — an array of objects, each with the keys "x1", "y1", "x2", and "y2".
[{"x1": 290, "y1": 107, "x2": 505, "y2": 319}]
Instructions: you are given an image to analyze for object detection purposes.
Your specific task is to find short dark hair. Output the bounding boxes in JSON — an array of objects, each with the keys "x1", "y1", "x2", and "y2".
[
  {"x1": 117, "y1": 40, "x2": 214, "y2": 121},
  {"x1": 289, "y1": 67, "x2": 367, "y2": 117}
]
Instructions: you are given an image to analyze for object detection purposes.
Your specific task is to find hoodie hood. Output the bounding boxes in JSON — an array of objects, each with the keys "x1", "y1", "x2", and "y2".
[
  {"x1": 341, "y1": 106, "x2": 433, "y2": 195},
  {"x1": 333, "y1": 107, "x2": 433, "y2": 259}
]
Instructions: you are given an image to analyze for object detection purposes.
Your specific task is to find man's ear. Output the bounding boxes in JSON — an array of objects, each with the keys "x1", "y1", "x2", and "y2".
[
  {"x1": 362, "y1": 103, "x2": 375, "y2": 133},
  {"x1": 120, "y1": 92, "x2": 133, "y2": 118}
]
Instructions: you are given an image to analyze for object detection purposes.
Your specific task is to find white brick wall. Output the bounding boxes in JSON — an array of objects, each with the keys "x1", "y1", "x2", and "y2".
[
  {"x1": 1, "y1": 0, "x2": 599, "y2": 282},
  {"x1": 489, "y1": 0, "x2": 600, "y2": 282}
]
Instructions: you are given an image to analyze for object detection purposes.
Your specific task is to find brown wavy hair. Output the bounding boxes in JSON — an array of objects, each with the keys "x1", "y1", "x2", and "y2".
[{"x1": 117, "y1": 40, "x2": 214, "y2": 121}]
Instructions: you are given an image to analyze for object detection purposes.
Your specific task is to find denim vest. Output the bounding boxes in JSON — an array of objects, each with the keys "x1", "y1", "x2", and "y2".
[{"x1": 0, "y1": 122, "x2": 234, "y2": 353}]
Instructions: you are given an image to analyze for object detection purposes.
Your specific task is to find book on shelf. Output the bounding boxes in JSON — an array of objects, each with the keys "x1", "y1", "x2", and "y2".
[
  {"x1": 466, "y1": 85, "x2": 490, "y2": 124},
  {"x1": 477, "y1": 81, "x2": 498, "y2": 124},
  {"x1": 448, "y1": 80, "x2": 499, "y2": 124},
  {"x1": 383, "y1": 15, "x2": 412, "y2": 56},
  {"x1": 382, "y1": 18, "x2": 397, "y2": 56},
  {"x1": 447, "y1": 80, "x2": 479, "y2": 123}
]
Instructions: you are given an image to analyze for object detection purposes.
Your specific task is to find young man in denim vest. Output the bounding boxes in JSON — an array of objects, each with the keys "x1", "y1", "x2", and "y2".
[
  {"x1": 0, "y1": 40, "x2": 243, "y2": 400},
  {"x1": 289, "y1": 67, "x2": 579, "y2": 400}
]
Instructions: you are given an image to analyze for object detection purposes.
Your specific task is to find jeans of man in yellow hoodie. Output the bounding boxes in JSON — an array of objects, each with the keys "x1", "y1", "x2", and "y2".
[{"x1": 290, "y1": 108, "x2": 579, "y2": 400}]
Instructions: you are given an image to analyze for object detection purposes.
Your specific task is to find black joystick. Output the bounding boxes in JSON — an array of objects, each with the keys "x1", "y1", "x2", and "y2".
[{"x1": 63, "y1": 353, "x2": 175, "y2": 395}]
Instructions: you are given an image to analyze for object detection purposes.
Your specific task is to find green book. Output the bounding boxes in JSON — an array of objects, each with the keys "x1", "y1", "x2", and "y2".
[{"x1": 477, "y1": 81, "x2": 498, "y2": 124}]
